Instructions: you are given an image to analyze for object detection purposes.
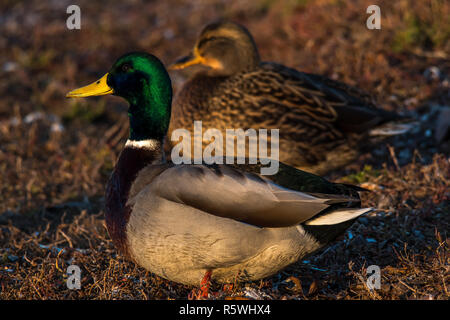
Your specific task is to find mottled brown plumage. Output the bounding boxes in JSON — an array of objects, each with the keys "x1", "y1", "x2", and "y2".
[{"x1": 169, "y1": 21, "x2": 413, "y2": 174}]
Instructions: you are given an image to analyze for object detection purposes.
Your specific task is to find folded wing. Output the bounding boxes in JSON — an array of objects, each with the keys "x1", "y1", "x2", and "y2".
[{"x1": 149, "y1": 164, "x2": 360, "y2": 228}]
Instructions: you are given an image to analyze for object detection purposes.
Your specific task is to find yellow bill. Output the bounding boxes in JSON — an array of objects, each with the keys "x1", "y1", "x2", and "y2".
[
  {"x1": 169, "y1": 52, "x2": 205, "y2": 70},
  {"x1": 66, "y1": 73, "x2": 113, "y2": 98}
]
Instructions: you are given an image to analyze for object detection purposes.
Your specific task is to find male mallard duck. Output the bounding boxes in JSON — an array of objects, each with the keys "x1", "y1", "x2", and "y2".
[
  {"x1": 169, "y1": 20, "x2": 414, "y2": 175},
  {"x1": 67, "y1": 52, "x2": 372, "y2": 298}
]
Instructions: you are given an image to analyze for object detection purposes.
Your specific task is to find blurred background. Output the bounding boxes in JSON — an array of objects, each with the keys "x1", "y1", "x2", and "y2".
[{"x1": 0, "y1": 0, "x2": 448, "y2": 299}]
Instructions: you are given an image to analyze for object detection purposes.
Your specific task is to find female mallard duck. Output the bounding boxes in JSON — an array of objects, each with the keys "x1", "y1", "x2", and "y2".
[
  {"x1": 169, "y1": 20, "x2": 414, "y2": 175},
  {"x1": 67, "y1": 52, "x2": 372, "y2": 298}
]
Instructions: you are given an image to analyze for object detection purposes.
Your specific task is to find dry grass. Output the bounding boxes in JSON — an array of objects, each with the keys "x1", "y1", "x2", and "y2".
[{"x1": 0, "y1": 0, "x2": 449, "y2": 299}]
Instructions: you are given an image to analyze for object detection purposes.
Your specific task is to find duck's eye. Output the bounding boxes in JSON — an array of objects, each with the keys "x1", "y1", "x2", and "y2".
[
  {"x1": 121, "y1": 64, "x2": 131, "y2": 73},
  {"x1": 198, "y1": 37, "x2": 218, "y2": 49}
]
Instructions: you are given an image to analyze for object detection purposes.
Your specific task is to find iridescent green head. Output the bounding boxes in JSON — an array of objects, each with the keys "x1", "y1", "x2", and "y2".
[{"x1": 67, "y1": 52, "x2": 172, "y2": 141}]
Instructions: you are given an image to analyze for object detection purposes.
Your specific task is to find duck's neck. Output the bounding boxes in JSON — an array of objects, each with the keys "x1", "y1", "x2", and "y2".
[
  {"x1": 127, "y1": 92, "x2": 171, "y2": 141},
  {"x1": 109, "y1": 75, "x2": 171, "y2": 210}
]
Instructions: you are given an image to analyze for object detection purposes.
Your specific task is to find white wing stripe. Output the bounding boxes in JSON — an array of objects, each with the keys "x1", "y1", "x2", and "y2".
[{"x1": 305, "y1": 208, "x2": 373, "y2": 225}]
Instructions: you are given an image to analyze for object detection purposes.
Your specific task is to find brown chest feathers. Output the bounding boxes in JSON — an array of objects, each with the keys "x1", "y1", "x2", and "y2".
[{"x1": 105, "y1": 143, "x2": 161, "y2": 258}]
